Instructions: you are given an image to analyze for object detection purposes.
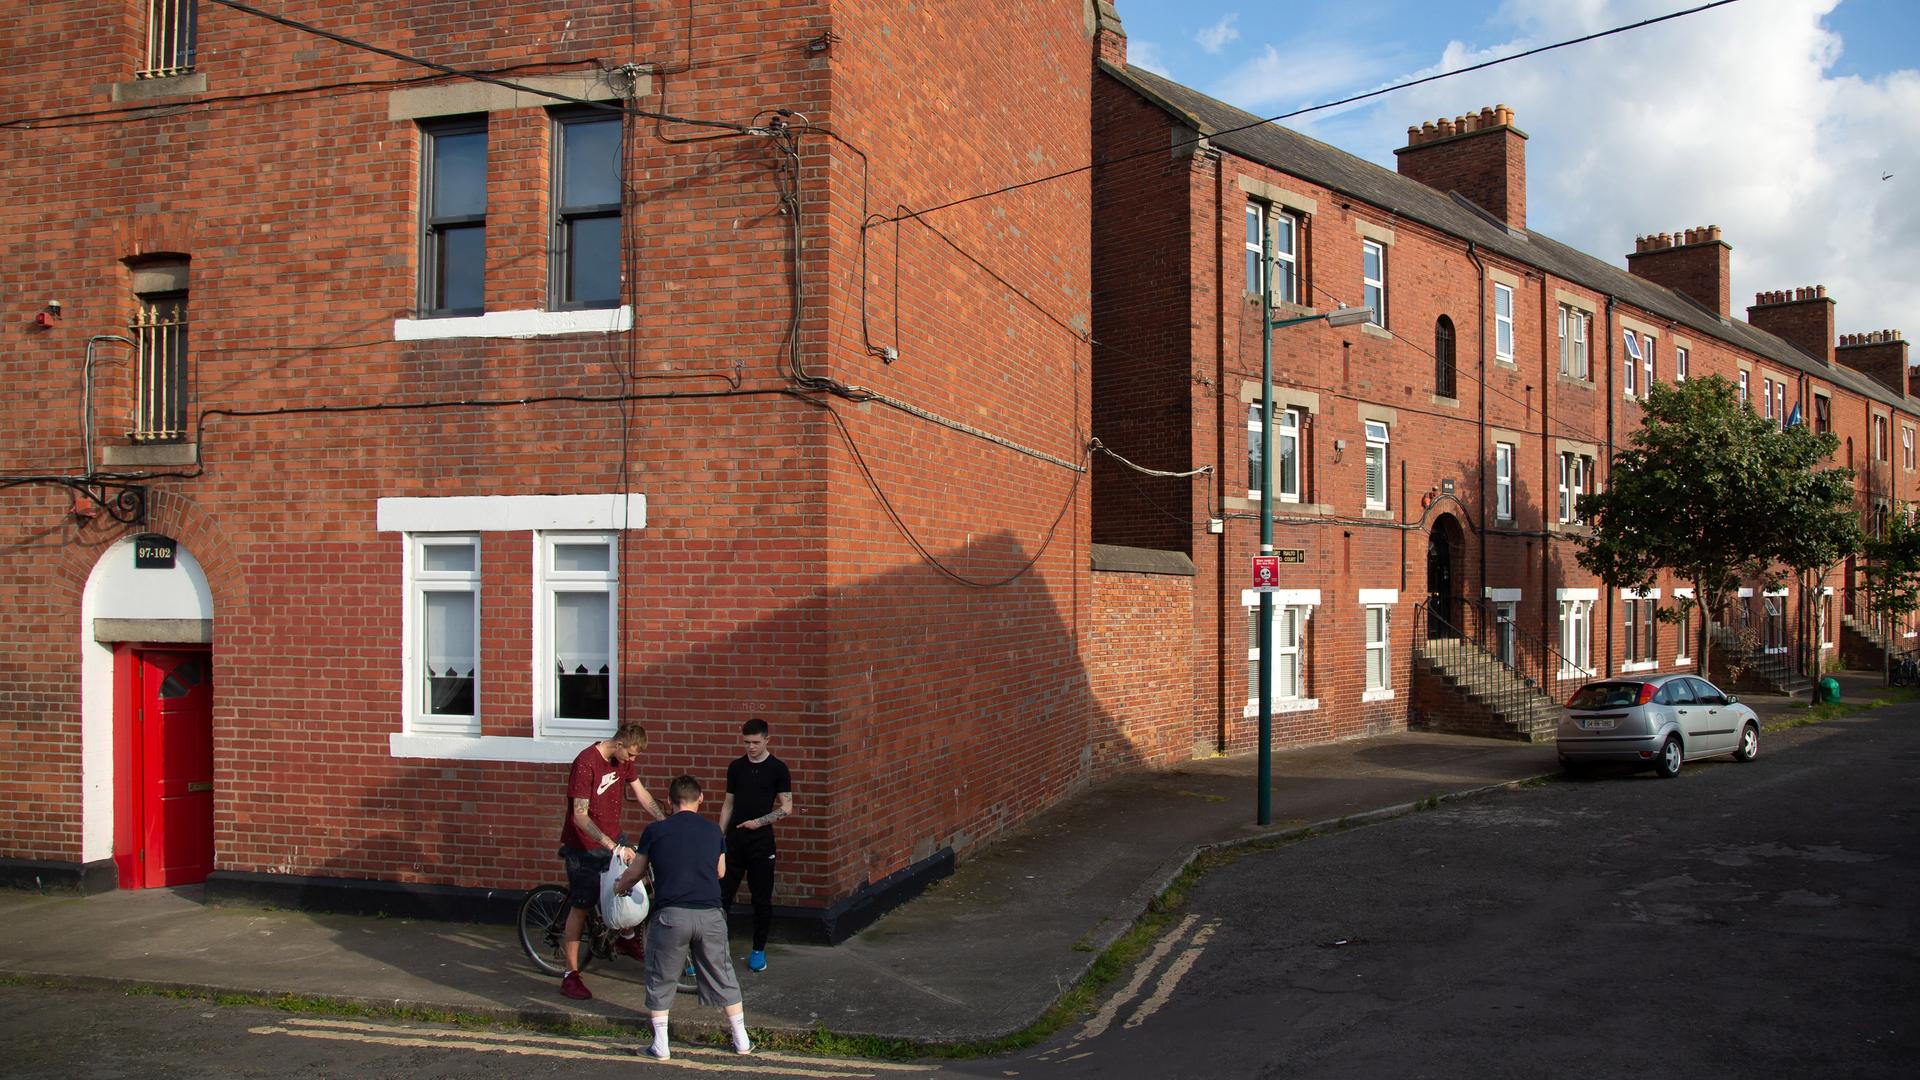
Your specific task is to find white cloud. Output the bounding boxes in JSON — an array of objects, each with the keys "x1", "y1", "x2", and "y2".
[
  {"x1": 1196, "y1": 13, "x2": 1241, "y2": 55},
  {"x1": 1127, "y1": 38, "x2": 1172, "y2": 77},
  {"x1": 1210, "y1": 39, "x2": 1401, "y2": 111},
  {"x1": 1316, "y1": 0, "x2": 1919, "y2": 335}
]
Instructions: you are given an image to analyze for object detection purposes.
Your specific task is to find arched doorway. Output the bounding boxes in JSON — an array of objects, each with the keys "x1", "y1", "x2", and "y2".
[{"x1": 1426, "y1": 514, "x2": 1465, "y2": 636}]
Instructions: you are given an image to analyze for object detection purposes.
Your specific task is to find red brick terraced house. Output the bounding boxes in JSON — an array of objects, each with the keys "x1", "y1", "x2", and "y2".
[
  {"x1": 0, "y1": 0, "x2": 1137, "y2": 941},
  {"x1": 1089, "y1": 13, "x2": 1919, "y2": 756}
]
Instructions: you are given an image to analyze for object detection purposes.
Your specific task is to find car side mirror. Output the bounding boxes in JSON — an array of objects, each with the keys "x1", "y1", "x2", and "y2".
[{"x1": 1723, "y1": 695, "x2": 1737, "y2": 705}]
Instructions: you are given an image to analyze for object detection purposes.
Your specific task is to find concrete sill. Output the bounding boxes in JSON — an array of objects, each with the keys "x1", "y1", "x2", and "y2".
[
  {"x1": 99, "y1": 443, "x2": 196, "y2": 468},
  {"x1": 110, "y1": 73, "x2": 207, "y2": 102}
]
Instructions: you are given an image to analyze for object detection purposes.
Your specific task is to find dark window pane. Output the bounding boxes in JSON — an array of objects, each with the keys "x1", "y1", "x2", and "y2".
[
  {"x1": 557, "y1": 671, "x2": 610, "y2": 721},
  {"x1": 437, "y1": 225, "x2": 485, "y2": 311},
  {"x1": 158, "y1": 658, "x2": 205, "y2": 699},
  {"x1": 567, "y1": 215, "x2": 621, "y2": 306},
  {"x1": 428, "y1": 675, "x2": 474, "y2": 716},
  {"x1": 432, "y1": 130, "x2": 487, "y2": 217},
  {"x1": 562, "y1": 118, "x2": 621, "y2": 208}
]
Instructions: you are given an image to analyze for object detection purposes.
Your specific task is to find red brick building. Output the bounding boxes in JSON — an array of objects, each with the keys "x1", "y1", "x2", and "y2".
[
  {"x1": 1090, "y1": 14, "x2": 1918, "y2": 756},
  {"x1": 0, "y1": 0, "x2": 1115, "y2": 940}
]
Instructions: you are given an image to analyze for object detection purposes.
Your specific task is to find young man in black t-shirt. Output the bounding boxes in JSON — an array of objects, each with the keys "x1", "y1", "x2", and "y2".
[{"x1": 718, "y1": 717, "x2": 792, "y2": 973}]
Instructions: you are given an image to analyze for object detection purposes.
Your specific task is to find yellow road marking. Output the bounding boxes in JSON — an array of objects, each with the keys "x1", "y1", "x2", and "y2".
[
  {"x1": 249, "y1": 1024, "x2": 889, "y2": 1077},
  {"x1": 1073, "y1": 913, "x2": 1201, "y2": 1043},
  {"x1": 1122, "y1": 920, "x2": 1217, "y2": 1030}
]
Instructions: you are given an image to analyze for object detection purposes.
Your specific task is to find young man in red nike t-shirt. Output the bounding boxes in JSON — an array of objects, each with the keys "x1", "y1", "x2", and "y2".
[{"x1": 557, "y1": 721, "x2": 665, "y2": 1000}]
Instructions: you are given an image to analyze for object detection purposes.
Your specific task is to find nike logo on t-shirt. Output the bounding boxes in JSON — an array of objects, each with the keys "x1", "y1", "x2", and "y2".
[{"x1": 596, "y1": 772, "x2": 620, "y2": 796}]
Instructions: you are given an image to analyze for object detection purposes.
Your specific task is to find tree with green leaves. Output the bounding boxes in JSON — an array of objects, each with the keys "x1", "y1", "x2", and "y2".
[
  {"x1": 1862, "y1": 507, "x2": 1920, "y2": 685},
  {"x1": 1576, "y1": 375, "x2": 1856, "y2": 676}
]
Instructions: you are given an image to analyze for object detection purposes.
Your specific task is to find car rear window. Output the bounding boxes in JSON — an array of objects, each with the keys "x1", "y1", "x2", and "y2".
[{"x1": 1567, "y1": 682, "x2": 1642, "y2": 709}]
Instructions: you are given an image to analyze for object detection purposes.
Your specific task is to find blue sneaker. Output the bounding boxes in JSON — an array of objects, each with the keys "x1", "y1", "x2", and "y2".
[
  {"x1": 683, "y1": 961, "x2": 695, "y2": 977},
  {"x1": 748, "y1": 950, "x2": 767, "y2": 973}
]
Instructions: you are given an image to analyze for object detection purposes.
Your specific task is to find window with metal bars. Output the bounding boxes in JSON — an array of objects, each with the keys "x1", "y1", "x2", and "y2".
[
  {"x1": 138, "y1": 0, "x2": 198, "y2": 79},
  {"x1": 129, "y1": 291, "x2": 188, "y2": 443}
]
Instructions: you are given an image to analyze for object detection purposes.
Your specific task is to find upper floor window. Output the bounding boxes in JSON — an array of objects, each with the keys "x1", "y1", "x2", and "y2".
[
  {"x1": 1361, "y1": 240, "x2": 1386, "y2": 327},
  {"x1": 1558, "y1": 305, "x2": 1590, "y2": 380},
  {"x1": 1622, "y1": 330, "x2": 1641, "y2": 396},
  {"x1": 1558, "y1": 451, "x2": 1594, "y2": 524},
  {"x1": 1434, "y1": 316, "x2": 1456, "y2": 398},
  {"x1": 1364, "y1": 420, "x2": 1390, "y2": 509},
  {"x1": 1495, "y1": 442, "x2": 1514, "y2": 522},
  {"x1": 1675, "y1": 345, "x2": 1689, "y2": 381},
  {"x1": 128, "y1": 262, "x2": 189, "y2": 444},
  {"x1": 1905, "y1": 426, "x2": 1915, "y2": 470},
  {"x1": 1493, "y1": 283, "x2": 1514, "y2": 362},
  {"x1": 1641, "y1": 334, "x2": 1655, "y2": 394},
  {"x1": 1244, "y1": 204, "x2": 1300, "y2": 305},
  {"x1": 1248, "y1": 403, "x2": 1302, "y2": 502},
  {"x1": 1762, "y1": 377, "x2": 1774, "y2": 420},
  {"x1": 139, "y1": 0, "x2": 198, "y2": 79},
  {"x1": 1739, "y1": 371, "x2": 1749, "y2": 406},
  {"x1": 420, "y1": 117, "x2": 488, "y2": 317},
  {"x1": 1874, "y1": 416, "x2": 1889, "y2": 461},
  {"x1": 552, "y1": 110, "x2": 623, "y2": 309},
  {"x1": 1775, "y1": 382, "x2": 1786, "y2": 429},
  {"x1": 1813, "y1": 394, "x2": 1830, "y2": 434}
]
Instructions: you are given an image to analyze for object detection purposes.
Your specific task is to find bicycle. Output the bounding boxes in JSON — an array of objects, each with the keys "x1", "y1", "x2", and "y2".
[
  {"x1": 518, "y1": 880, "x2": 650, "y2": 976},
  {"x1": 1891, "y1": 653, "x2": 1920, "y2": 687}
]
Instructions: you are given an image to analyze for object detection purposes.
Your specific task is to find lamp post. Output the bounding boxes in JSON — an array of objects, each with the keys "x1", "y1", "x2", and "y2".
[{"x1": 1257, "y1": 225, "x2": 1371, "y2": 826}]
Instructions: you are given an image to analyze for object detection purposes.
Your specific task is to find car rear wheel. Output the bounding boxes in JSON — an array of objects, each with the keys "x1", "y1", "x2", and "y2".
[
  {"x1": 1653, "y1": 736, "x2": 1683, "y2": 778},
  {"x1": 1732, "y1": 723, "x2": 1759, "y2": 762}
]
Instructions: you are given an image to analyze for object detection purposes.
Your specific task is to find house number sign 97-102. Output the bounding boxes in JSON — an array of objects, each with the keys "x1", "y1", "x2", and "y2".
[{"x1": 134, "y1": 534, "x2": 177, "y2": 570}]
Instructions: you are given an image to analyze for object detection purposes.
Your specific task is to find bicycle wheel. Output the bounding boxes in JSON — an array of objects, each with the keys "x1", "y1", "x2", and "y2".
[{"x1": 518, "y1": 884, "x2": 591, "y2": 975}]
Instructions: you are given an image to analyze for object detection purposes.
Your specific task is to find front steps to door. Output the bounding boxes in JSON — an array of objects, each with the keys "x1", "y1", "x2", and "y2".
[
  {"x1": 1708, "y1": 627, "x2": 1814, "y2": 698},
  {"x1": 1413, "y1": 636, "x2": 1561, "y2": 743}
]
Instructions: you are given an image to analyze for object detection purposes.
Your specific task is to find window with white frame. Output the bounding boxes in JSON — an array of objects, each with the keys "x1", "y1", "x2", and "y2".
[
  {"x1": 1739, "y1": 370, "x2": 1749, "y2": 406},
  {"x1": 1622, "y1": 330, "x2": 1641, "y2": 396},
  {"x1": 1364, "y1": 420, "x2": 1389, "y2": 509},
  {"x1": 1248, "y1": 403, "x2": 1302, "y2": 502},
  {"x1": 1624, "y1": 596, "x2": 1657, "y2": 666},
  {"x1": 1557, "y1": 451, "x2": 1593, "y2": 524},
  {"x1": 408, "y1": 534, "x2": 480, "y2": 735},
  {"x1": 1245, "y1": 203, "x2": 1300, "y2": 304},
  {"x1": 1675, "y1": 599, "x2": 1693, "y2": 663},
  {"x1": 1820, "y1": 592, "x2": 1834, "y2": 648},
  {"x1": 1558, "y1": 304, "x2": 1591, "y2": 379},
  {"x1": 1775, "y1": 382, "x2": 1785, "y2": 428},
  {"x1": 1762, "y1": 377, "x2": 1773, "y2": 420},
  {"x1": 1364, "y1": 604, "x2": 1391, "y2": 694},
  {"x1": 1762, "y1": 592, "x2": 1787, "y2": 654},
  {"x1": 1495, "y1": 442, "x2": 1514, "y2": 521},
  {"x1": 1642, "y1": 334, "x2": 1654, "y2": 395},
  {"x1": 1675, "y1": 345, "x2": 1689, "y2": 381},
  {"x1": 1874, "y1": 416, "x2": 1889, "y2": 461},
  {"x1": 537, "y1": 533, "x2": 619, "y2": 736},
  {"x1": 1244, "y1": 599, "x2": 1312, "y2": 708},
  {"x1": 1494, "y1": 601, "x2": 1517, "y2": 666},
  {"x1": 1362, "y1": 239, "x2": 1386, "y2": 327},
  {"x1": 1494, "y1": 283, "x2": 1515, "y2": 362},
  {"x1": 1905, "y1": 426, "x2": 1915, "y2": 470},
  {"x1": 1559, "y1": 597, "x2": 1594, "y2": 678}
]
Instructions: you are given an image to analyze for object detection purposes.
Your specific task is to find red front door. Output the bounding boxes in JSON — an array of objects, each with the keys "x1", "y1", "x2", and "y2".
[{"x1": 122, "y1": 649, "x2": 215, "y2": 887}]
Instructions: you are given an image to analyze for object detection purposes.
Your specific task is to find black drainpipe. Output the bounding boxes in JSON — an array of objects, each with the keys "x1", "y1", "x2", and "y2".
[
  {"x1": 1603, "y1": 293, "x2": 1617, "y2": 678},
  {"x1": 1468, "y1": 242, "x2": 1488, "y2": 606}
]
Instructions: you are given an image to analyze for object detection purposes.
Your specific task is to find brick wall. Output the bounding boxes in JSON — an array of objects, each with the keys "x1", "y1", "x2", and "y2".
[
  {"x1": 0, "y1": 0, "x2": 1099, "y2": 912},
  {"x1": 1087, "y1": 562, "x2": 1194, "y2": 778}
]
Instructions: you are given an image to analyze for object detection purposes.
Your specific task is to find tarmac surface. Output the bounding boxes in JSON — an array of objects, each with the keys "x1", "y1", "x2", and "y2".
[{"x1": 0, "y1": 670, "x2": 1887, "y2": 1046}]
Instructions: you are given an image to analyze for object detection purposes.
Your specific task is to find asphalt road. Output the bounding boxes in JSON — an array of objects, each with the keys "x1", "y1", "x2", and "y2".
[
  {"x1": 952, "y1": 710, "x2": 1920, "y2": 1079},
  {"x1": 3, "y1": 711, "x2": 1913, "y2": 1079}
]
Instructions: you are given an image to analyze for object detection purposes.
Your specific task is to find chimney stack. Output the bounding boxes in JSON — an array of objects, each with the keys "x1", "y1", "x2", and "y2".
[
  {"x1": 1093, "y1": 1, "x2": 1127, "y2": 67},
  {"x1": 1626, "y1": 226, "x2": 1732, "y2": 319},
  {"x1": 1837, "y1": 329, "x2": 1910, "y2": 397},
  {"x1": 1395, "y1": 104, "x2": 1527, "y2": 232},
  {"x1": 1747, "y1": 285, "x2": 1837, "y2": 367}
]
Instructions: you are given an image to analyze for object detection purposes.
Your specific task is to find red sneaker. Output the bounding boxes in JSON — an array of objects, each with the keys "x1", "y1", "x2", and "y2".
[
  {"x1": 560, "y1": 971, "x2": 592, "y2": 1000},
  {"x1": 613, "y1": 933, "x2": 645, "y2": 962}
]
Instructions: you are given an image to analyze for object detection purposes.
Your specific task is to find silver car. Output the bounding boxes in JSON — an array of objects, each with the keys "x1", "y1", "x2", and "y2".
[{"x1": 1557, "y1": 673, "x2": 1760, "y2": 778}]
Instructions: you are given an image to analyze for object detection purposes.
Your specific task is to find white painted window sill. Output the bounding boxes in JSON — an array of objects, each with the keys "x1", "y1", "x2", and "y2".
[
  {"x1": 395, "y1": 306, "x2": 633, "y2": 340},
  {"x1": 1362, "y1": 688, "x2": 1394, "y2": 702},
  {"x1": 390, "y1": 733, "x2": 594, "y2": 763},
  {"x1": 1620, "y1": 661, "x2": 1659, "y2": 673},
  {"x1": 1246, "y1": 698, "x2": 1321, "y2": 716}
]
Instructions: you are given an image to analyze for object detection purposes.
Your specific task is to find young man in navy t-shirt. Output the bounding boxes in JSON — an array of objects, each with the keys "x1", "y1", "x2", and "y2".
[{"x1": 615, "y1": 774, "x2": 753, "y2": 1059}]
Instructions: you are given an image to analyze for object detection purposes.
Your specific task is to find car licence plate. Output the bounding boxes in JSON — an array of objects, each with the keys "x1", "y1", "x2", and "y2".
[{"x1": 1579, "y1": 717, "x2": 1616, "y2": 730}]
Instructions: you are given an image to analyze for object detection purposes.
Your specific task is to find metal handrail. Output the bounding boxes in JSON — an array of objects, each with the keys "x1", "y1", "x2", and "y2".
[{"x1": 1413, "y1": 599, "x2": 1578, "y2": 731}]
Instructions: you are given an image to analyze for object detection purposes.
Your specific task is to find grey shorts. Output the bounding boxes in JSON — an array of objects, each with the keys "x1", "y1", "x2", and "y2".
[{"x1": 643, "y1": 905, "x2": 741, "y2": 1011}]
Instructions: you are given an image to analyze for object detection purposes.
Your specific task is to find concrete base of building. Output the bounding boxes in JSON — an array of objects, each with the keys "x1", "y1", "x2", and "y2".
[{"x1": 0, "y1": 857, "x2": 117, "y2": 896}]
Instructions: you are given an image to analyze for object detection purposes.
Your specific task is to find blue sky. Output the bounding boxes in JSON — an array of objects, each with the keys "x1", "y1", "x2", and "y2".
[{"x1": 1113, "y1": 0, "x2": 1920, "y2": 336}]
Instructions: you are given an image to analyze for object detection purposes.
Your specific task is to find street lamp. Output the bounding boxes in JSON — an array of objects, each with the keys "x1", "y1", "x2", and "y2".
[{"x1": 1256, "y1": 237, "x2": 1371, "y2": 826}]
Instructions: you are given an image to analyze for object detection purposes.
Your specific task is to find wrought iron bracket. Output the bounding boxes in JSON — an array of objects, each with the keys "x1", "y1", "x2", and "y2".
[{"x1": 50, "y1": 476, "x2": 148, "y2": 525}]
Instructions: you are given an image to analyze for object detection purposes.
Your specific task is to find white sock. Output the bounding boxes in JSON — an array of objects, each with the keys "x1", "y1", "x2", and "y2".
[
  {"x1": 648, "y1": 1015, "x2": 670, "y2": 1059},
  {"x1": 729, "y1": 1013, "x2": 752, "y2": 1054}
]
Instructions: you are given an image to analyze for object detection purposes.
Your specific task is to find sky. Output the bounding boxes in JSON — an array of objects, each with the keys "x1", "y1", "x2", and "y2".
[{"x1": 1113, "y1": 0, "x2": 1920, "y2": 339}]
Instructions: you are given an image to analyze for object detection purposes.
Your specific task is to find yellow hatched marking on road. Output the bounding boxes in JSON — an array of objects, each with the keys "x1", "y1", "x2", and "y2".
[
  {"x1": 1073, "y1": 913, "x2": 1201, "y2": 1044},
  {"x1": 248, "y1": 1023, "x2": 896, "y2": 1077},
  {"x1": 1122, "y1": 919, "x2": 1218, "y2": 1030}
]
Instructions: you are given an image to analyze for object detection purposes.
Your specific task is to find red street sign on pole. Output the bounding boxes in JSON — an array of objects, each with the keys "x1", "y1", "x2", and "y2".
[{"x1": 1252, "y1": 555, "x2": 1280, "y2": 591}]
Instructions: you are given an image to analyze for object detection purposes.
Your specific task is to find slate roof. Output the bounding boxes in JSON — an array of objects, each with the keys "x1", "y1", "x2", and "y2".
[{"x1": 1106, "y1": 62, "x2": 1911, "y2": 414}]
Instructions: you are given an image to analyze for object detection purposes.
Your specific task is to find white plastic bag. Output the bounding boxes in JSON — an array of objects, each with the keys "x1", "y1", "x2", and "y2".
[{"x1": 599, "y1": 853, "x2": 650, "y2": 931}]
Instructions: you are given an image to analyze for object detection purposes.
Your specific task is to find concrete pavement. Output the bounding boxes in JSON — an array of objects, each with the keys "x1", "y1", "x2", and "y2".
[{"x1": 0, "y1": 671, "x2": 1890, "y2": 1047}]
